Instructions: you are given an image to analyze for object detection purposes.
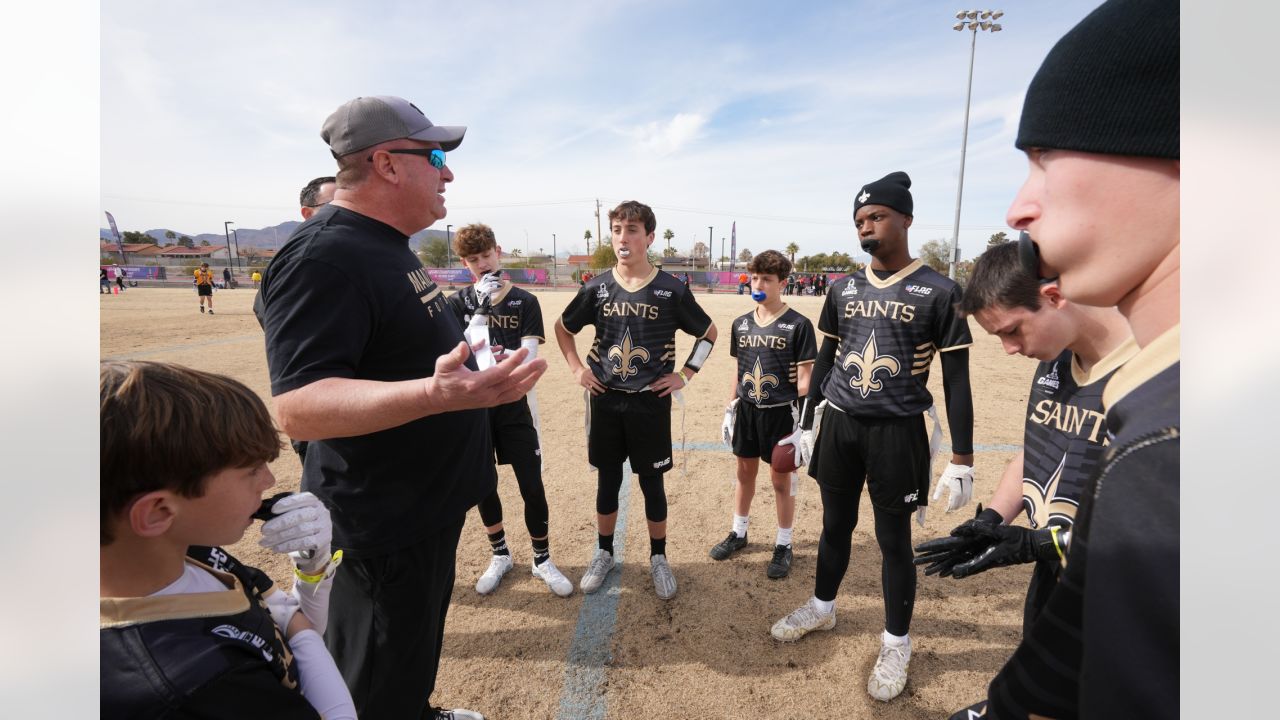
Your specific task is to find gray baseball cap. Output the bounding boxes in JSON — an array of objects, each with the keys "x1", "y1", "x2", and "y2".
[{"x1": 321, "y1": 95, "x2": 466, "y2": 156}]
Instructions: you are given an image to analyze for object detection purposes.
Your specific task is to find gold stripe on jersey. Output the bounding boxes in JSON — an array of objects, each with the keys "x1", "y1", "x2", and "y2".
[
  {"x1": 1101, "y1": 325, "x2": 1179, "y2": 411},
  {"x1": 912, "y1": 342, "x2": 936, "y2": 376},
  {"x1": 818, "y1": 328, "x2": 839, "y2": 340},
  {"x1": 612, "y1": 266, "x2": 659, "y2": 293},
  {"x1": 100, "y1": 560, "x2": 251, "y2": 627},
  {"x1": 1072, "y1": 336, "x2": 1139, "y2": 387},
  {"x1": 863, "y1": 258, "x2": 923, "y2": 289}
]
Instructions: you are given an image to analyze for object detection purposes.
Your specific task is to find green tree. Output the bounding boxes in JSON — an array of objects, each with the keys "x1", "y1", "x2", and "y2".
[
  {"x1": 785, "y1": 242, "x2": 799, "y2": 264},
  {"x1": 663, "y1": 228, "x2": 674, "y2": 251},
  {"x1": 954, "y1": 259, "x2": 976, "y2": 287},
  {"x1": 198, "y1": 238, "x2": 210, "y2": 246},
  {"x1": 663, "y1": 246, "x2": 678, "y2": 258},
  {"x1": 917, "y1": 239, "x2": 950, "y2": 274},
  {"x1": 589, "y1": 243, "x2": 616, "y2": 270},
  {"x1": 584, "y1": 229, "x2": 592, "y2": 253},
  {"x1": 987, "y1": 231, "x2": 1009, "y2": 248},
  {"x1": 178, "y1": 235, "x2": 195, "y2": 249},
  {"x1": 417, "y1": 237, "x2": 450, "y2": 267},
  {"x1": 122, "y1": 230, "x2": 156, "y2": 245},
  {"x1": 165, "y1": 230, "x2": 177, "y2": 245},
  {"x1": 738, "y1": 248, "x2": 752, "y2": 263}
]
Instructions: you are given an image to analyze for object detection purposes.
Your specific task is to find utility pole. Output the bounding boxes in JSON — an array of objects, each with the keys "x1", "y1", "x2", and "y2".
[
  {"x1": 707, "y1": 226, "x2": 713, "y2": 273},
  {"x1": 595, "y1": 198, "x2": 603, "y2": 254}
]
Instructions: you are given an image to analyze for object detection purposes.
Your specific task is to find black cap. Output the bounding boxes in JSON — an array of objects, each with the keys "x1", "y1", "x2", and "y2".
[
  {"x1": 1016, "y1": 0, "x2": 1179, "y2": 160},
  {"x1": 853, "y1": 171, "x2": 913, "y2": 218}
]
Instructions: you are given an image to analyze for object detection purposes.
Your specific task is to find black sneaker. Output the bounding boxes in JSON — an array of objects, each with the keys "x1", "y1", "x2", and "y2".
[
  {"x1": 767, "y1": 544, "x2": 793, "y2": 579},
  {"x1": 426, "y1": 708, "x2": 484, "y2": 720},
  {"x1": 709, "y1": 531, "x2": 748, "y2": 560}
]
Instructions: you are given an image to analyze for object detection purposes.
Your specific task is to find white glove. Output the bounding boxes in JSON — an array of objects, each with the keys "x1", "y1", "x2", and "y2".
[
  {"x1": 721, "y1": 399, "x2": 739, "y2": 446},
  {"x1": 777, "y1": 427, "x2": 813, "y2": 467},
  {"x1": 931, "y1": 462, "x2": 975, "y2": 513},
  {"x1": 264, "y1": 587, "x2": 302, "y2": 634},
  {"x1": 260, "y1": 492, "x2": 333, "y2": 572},
  {"x1": 474, "y1": 272, "x2": 501, "y2": 302}
]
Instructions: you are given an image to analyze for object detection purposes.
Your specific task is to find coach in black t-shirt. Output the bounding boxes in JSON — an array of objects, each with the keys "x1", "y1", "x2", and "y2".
[{"x1": 260, "y1": 95, "x2": 545, "y2": 720}]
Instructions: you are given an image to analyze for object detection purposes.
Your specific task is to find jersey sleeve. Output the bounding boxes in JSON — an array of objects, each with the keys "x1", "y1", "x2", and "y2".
[
  {"x1": 794, "y1": 317, "x2": 818, "y2": 364},
  {"x1": 442, "y1": 290, "x2": 469, "y2": 329},
  {"x1": 728, "y1": 318, "x2": 739, "y2": 358},
  {"x1": 934, "y1": 283, "x2": 973, "y2": 352},
  {"x1": 675, "y1": 286, "x2": 713, "y2": 338},
  {"x1": 817, "y1": 288, "x2": 841, "y2": 340},
  {"x1": 559, "y1": 284, "x2": 596, "y2": 334},
  {"x1": 521, "y1": 294, "x2": 546, "y2": 343},
  {"x1": 262, "y1": 258, "x2": 374, "y2": 396}
]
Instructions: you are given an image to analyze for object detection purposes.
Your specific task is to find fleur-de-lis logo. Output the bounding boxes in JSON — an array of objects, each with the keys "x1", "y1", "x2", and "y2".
[
  {"x1": 842, "y1": 330, "x2": 900, "y2": 398},
  {"x1": 1022, "y1": 453, "x2": 1077, "y2": 530},
  {"x1": 607, "y1": 328, "x2": 650, "y2": 381},
  {"x1": 741, "y1": 357, "x2": 780, "y2": 403}
]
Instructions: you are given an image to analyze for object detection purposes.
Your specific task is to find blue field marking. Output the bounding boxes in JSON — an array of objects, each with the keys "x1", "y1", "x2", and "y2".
[
  {"x1": 556, "y1": 461, "x2": 631, "y2": 720},
  {"x1": 679, "y1": 440, "x2": 1021, "y2": 454}
]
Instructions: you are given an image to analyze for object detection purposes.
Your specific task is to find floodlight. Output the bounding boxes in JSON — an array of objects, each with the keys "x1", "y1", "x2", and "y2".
[
  {"x1": 991, "y1": 23, "x2": 1002, "y2": 31},
  {"x1": 967, "y1": 10, "x2": 978, "y2": 19},
  {"x1": 956, "y1": 10, "x2": 967, "y2": 18},
  {"x1": 980, "y1": 10, "x2": 991, "y2": 19},
  {"x1": 992, "y1": 10, "x2": 1003, "y2": 20}
]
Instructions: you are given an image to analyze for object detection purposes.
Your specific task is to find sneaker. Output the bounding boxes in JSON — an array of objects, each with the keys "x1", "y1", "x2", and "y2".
[
  {"x1": 474, "y1": 554, "x2": 512, "y2": 595},
  {"x1": 867, "y1": 638, "x2": 912, "y2": 701},
  {"x1": 709, "y1": 531, "x2": 747, "y2": 560},
  {"x1": 531, "y1": 559, "x2": 573, "y2": 597},
  {"x1": 770, "y1": 599, "x2": 836, "y2": 642},
  {"x1": 208, "y1": 309, "x2": 214, "y2": 314},
  {"x1": 199, "y1": 306, "x2": 204, "y2": 313},
  {"x1": 766, "y1": 544, "x2": 793, "y2": 579},
  {"x1": 579, "y1": 549, "x2": 615, "y2": 594},
  {"x1": 426, "y1": 707, "x2": 485, "y2": 720},
  {"x1": 650, "y1": 554, "x2": 677, "y2": 600}
]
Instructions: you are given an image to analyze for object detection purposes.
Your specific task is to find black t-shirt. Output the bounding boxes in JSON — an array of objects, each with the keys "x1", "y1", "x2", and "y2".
[
  {"x1": 728, "y1": 306, "x2": 817, "y2": 406},
  {"x1": 817, "y1": 260, "x2": 971, "y2": 417},
  {"x1": 560, "y1": 267, "x2": 713, "y2": 390},
  {"x1": 260, "y1": 205, "x2": 493, "y2": 558},
  {"x1": 445, "y1": 280, "x2": 545, "y2": 351}
]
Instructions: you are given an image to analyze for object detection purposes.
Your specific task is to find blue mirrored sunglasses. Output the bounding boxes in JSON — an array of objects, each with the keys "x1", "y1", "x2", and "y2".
[{"x1": 377, "y1": 148, "x2": 446, "y2": 169}]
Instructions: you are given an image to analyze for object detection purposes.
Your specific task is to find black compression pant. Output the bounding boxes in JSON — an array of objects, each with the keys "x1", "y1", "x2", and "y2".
[
  {"x1": 476, "y1": 460, "x2": 549, "y2": 538},
  {"x1": 596, "y1": 467, "x2": 668, "y2": 524},
  {"x1": 814, "y1": 486, "x2": 917, "y2": 636}
]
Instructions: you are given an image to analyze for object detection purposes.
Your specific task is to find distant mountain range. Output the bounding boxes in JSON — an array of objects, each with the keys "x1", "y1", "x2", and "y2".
[{"x1": 100, "y1": 222, "x2": 450, "y2": 252}]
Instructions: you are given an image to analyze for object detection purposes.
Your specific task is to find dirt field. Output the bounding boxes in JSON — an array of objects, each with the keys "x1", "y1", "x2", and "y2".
[{"x1": 101, "y1": 285, "x2": 1037, "y2": 720}]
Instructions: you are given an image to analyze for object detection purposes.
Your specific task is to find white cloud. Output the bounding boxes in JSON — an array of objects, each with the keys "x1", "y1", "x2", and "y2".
[{"x1": 632, "y1": 113, "x2": 709, "y2": 156}]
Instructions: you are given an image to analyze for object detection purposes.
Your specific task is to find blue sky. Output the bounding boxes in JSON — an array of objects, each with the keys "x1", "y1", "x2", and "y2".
[{"x1": 102, "y1": 0, "x2": 1097, "y2": 261}]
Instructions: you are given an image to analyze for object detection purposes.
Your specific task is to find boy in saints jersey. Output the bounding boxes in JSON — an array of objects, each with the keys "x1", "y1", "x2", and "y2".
[
  {"x1": 554, "y1": 200, "x2": 717, "y2": 600},
  {"x1": 913, "y1": 242, "x2": 1137, "y2": 634},
  {"x1": 769, "y1": 171, "x2": 976, "y2": 703},
  {"x1": 712, "y1": 249, "x2": 816, "y2": 579},
  {"x1": 444, "y1": 223, "x2": 573, "y2": 598}
]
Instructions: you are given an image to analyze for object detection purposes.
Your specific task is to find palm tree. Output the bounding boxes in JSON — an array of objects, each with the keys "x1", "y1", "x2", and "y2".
[
  {"x1": 663, "y1": 228, "x2": 674, "y2": 252},
  {"x1": 584, "y1": 229, "x2": 592, "y2": 253},
  {"x1": 785, "y1": 243, "x2": 799, "y2": 264}
]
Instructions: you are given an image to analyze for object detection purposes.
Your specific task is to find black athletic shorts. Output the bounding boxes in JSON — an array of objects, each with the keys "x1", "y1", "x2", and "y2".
[
  {"x1": 808, "y1": 404, "x2": 930, "y2": 514},
  {"x1": 589, "y1": 389, "x2": 673, "y2": 474},
  {"x1": 489, "y1": 396, "x2": 540, "y2": 466},
  {"x1": 197, "y1": 284, "x2": 213, "y2": 297},
  {"x1": 732, "y1": 402, "x2": 795, "y2": 461}
]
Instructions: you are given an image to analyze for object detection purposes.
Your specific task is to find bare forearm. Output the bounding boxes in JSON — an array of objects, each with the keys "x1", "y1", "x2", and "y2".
[
  {"x1": 989, "y1": 448, "x2": 1026, "y2": 522},
  {"x1": 274, "y1": 377, "x2": 433, "y2": 441}
]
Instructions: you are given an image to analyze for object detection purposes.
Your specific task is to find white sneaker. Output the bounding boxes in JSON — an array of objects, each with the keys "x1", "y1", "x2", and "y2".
[
  {"x1": 867, "y1": 638, "x2": 912, "y2": 701},
  {"x1": 579, "y1": 549, "x2": 615, "y2": 594},
  {"x1": 650, "y1": 554, "x2": 677, "y2": 600},
  {"x1": 770, "y1": 599, "x2": 836, "y2": 642},
  {"x1": 532, "y1": 559, "x2": 574, "y2": 597},
  {"x1": 474, "y1": 554, "x2": 513, "y2": 595}
]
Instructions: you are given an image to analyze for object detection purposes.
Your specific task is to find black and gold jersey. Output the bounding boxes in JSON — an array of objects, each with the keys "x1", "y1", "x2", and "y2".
[
  {"x1": 1021, "y1": 340, "x2": 1137, "y2": 531},
  {"x1": 100, "y1": 547, "x2": 316, "y2": 719},
  {"x1": 729, "y1": 305, "x2": 817, "y2": 407},
  {"x1": 446, "y1": 280, "x2": 546, "y2": 350},
  {"x1": 561, "y1": 267, "x2": 713, "y2": 391},
  {"x1": 817, "y1": 259, "x2": 971, "y2": 417}
]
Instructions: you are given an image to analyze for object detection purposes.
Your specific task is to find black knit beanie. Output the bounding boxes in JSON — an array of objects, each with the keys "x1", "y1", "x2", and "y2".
[
  {"x1": 1016, "y1": 0, "x2": 1179, "y2": 160},
  {"x1": 853, "y1": 171, "x2": 913, "y2": 218}
]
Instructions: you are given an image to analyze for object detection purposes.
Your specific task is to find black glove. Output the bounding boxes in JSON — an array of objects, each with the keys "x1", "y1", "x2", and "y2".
[
  {"x1": 913, "y1": 505, "x2": 1003, "y2": 577},
  {"x1": 949, "y1": 523, "x2": 1066, "y2": 579}
]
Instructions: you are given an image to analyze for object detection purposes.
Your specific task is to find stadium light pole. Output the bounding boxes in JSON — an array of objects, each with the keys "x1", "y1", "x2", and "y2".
[
  {"x1": 552, "y1": 233, "x2": 557, "y2": 287},
  {"x1": 445, "y1": 224, "x2": 452, "y2": 269},
  {"x1": 231, "y1": 229, "x2": 243, "y2": 274},
  {"x1": 707, "y1": 226, "x2": 713, "y2": 273},
  {"x1": 223, "y1": 221, "x2": 236, "y2": 274},
  {"x1": 947, "y1": 9, "x2": 1003, "y2": 280}
]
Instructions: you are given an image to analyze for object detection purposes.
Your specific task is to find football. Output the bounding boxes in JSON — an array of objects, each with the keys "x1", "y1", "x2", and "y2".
[{"x1": 770, "y1": 441, "x2": 799, "y2": 473}]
